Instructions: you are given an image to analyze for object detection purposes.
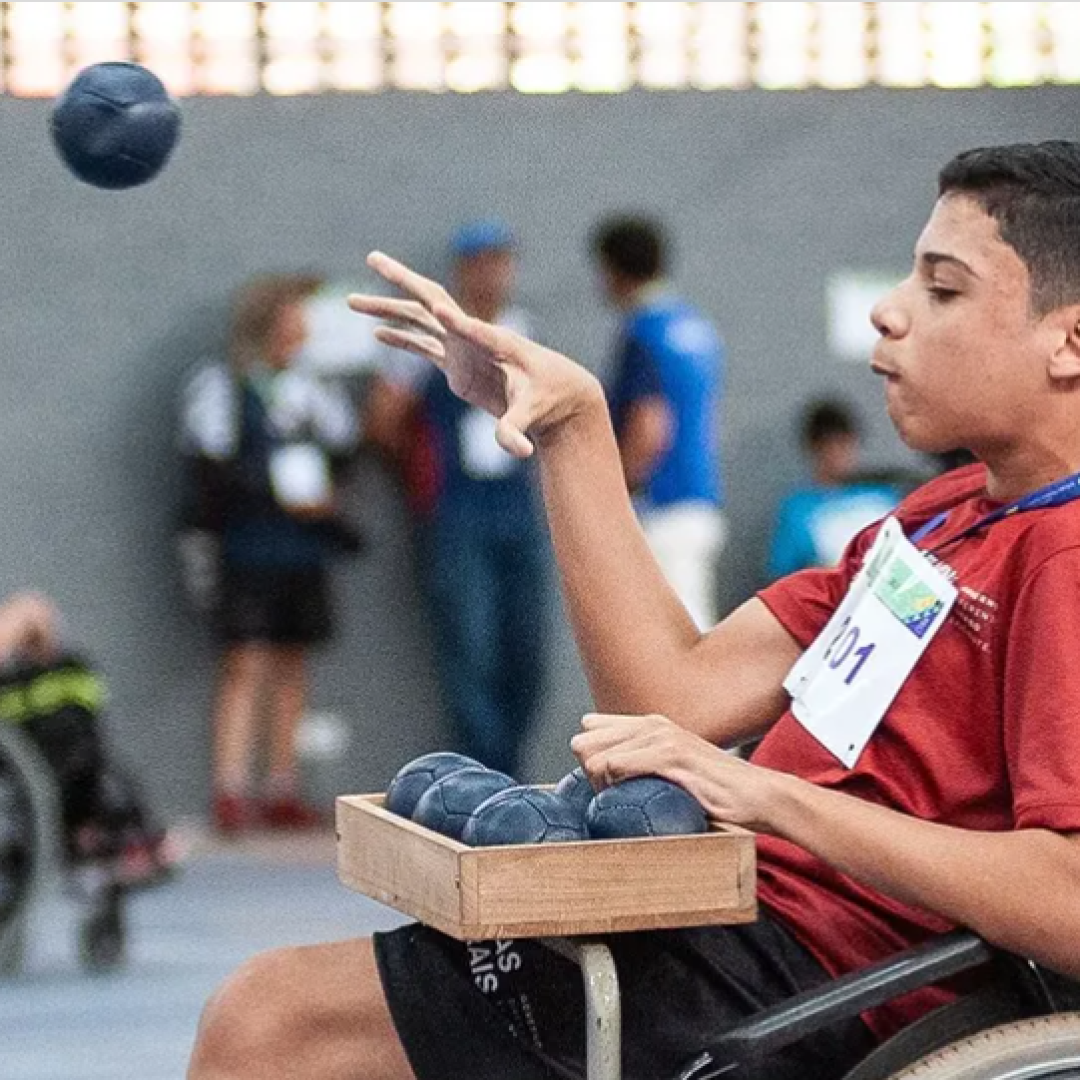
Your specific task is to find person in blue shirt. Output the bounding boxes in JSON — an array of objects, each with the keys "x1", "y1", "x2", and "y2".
[
  {"x1": 594, "y1": 215, "x2": 727, "y2": 629},
  {"x1": 768, "y1": 397, "x2": 904, "y2": 579},
  {"x1": 364, "y1": 221, "x2": 547, "y2": 778}
]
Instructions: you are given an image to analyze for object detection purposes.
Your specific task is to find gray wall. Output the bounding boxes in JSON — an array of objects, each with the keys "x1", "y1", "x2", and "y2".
[{"x1": 0, "y1": 86, "x2": 1076, "y2": 817}]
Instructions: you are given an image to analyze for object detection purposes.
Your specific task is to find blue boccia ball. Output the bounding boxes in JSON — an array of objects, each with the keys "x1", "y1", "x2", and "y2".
[
  {"x1": 50, "y1": 62, "x2": 181, "y2": 190},
  {"x1": 463, "y1": 786, "x2": 589, "y2": 847},
  {"x1": 385, "y1": 752, "x2": 485, "y2": 819},
  {"x1": 413, "y1": 768, "x2": 517, "y2": 841},
  {"x1": 586, "y1": 777, "x2": 709, "y2": 840},
  {"x1": 553, "y1": 767, "x2": 596, "y2": 819}
]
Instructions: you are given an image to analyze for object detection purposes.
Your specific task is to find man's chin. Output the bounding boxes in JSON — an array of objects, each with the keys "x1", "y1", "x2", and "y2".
[{"x1": 890, "y1": 416, "x2": 957, "y2": 456}]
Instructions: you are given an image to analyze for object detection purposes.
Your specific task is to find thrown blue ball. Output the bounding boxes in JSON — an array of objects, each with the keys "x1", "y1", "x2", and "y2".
[
  {"x1": 463, "y1": 786, "x2": 588, "y2": 847},
  {"x1": 413, "y1": 768, "x2": 517, "y2": 841},
  {"x1": 586, "y1": 777, "x2": 709, "y2": 840},
  {"x1": 385, "y1": 752, "x2": 485, "y2": 820},
  {"x1": 50, "y1": 62, "x2": 181, "y2": 190}
]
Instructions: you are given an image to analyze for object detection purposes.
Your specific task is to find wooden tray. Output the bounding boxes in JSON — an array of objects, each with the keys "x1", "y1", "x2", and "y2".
[{"x1": 337, "y1": 794, "x2": 757, "y2": 941}]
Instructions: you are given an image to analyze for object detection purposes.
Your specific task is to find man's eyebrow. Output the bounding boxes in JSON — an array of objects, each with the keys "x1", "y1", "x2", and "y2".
[{"x1": 918, "y1": 251, "x2": 979, "y2": 277}]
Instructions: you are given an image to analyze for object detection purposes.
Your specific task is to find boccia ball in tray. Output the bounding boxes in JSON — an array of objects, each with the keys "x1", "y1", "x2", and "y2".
[
  {"x1": 462, "y1": 786, "x2": 589, "y2": 846},
  {"x1": 586, "y1": 777, "x2": 710, "y2": 840},
  {"x1": 552, "y1": 766, "x2": 597, "y2": 820},
  {"x1": 412, "y1": 768, "x2": 517, "y2": 841},
  {"x1": 384, "y1": 752, "x2": 486, "y2": 819}
]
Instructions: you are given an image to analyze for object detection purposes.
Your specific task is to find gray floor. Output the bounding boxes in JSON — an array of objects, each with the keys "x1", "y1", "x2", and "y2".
[{"x1": 0, "y1": 832, "x2": 410, "y2": 1080}]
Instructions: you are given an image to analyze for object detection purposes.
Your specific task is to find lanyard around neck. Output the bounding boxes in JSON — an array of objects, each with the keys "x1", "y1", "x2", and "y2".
[{"x1": 911, "y1": 471, "x2": 1080, "y2": 551}]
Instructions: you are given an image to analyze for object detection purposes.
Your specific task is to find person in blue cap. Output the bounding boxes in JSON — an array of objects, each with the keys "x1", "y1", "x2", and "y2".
[{"x1": 363, "y1": 220, "x2": 547, "y2": 778}]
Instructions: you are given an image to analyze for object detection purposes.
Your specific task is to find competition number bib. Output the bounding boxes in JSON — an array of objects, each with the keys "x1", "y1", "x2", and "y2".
[{"x1": 783, "y1": 517, "x2": 957, "y2": 768}]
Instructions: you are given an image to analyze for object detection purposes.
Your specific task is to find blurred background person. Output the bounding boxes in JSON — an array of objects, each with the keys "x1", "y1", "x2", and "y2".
[
  {"x1": 364, "y1": 220, "x2": 547, "y2": 778},
  {"x1": 767, "y1": 396, "x2": 904, "y2": 579},
  {"x1": 179, "y1": 274, "x2": 361, "y2": 836},
  {"x1": 0, "y1": 592, "x2": 174, "y2": 897},
  {"x1": 593, "y1": 215, "x2": 727, "y2": 630}
]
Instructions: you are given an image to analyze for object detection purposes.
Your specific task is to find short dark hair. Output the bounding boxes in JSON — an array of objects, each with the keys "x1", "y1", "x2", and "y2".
[
  {"x1": 801, "y1": 398, "x2": 859, "y2": 450},
  {"x1": 592, "y1": 216, "x2": 667, "y2": 282},
  {"x1": 938, "y1": 141, "x2": 1080, "y2": 316}
]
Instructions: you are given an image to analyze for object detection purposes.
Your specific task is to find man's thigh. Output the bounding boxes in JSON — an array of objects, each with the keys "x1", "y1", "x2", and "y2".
[
  {"x1": 374, "y1": 914, "x2": 875, "y2": 1080},
  {"x1": 190, "y1": 938, "x2": 416, "y2": 1080}
]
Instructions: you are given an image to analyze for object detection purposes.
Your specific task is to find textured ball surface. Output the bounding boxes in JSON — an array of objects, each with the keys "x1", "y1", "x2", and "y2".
[
  {"x1": 553, "y1": 767, "x2": 596, "y2": 819},
  {"x1": 50, "y1": 62, "x2": 181, "y2": 190},
  {"x1": 385, "y1": 752, "x2": 484, "y2": 819},
  {"x1": 463, "y1": 786, "x2": 589, "y2": 847},
  {"x1": 413, "y1": 768, "x2": 517, "y2": 841},
  {"x1": 586, "y1": 777, "x2": 708, "y2": 840}
]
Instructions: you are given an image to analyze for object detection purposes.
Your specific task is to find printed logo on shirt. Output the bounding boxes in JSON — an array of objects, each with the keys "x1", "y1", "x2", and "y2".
[{"x1": 921, "y1": 551, "x2": 998, "y2": 653}]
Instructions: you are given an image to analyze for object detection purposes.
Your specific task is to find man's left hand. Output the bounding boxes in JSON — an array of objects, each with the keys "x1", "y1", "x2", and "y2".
[{"x1": 570, "y1": 712, "x2": 787, "y2": 834}]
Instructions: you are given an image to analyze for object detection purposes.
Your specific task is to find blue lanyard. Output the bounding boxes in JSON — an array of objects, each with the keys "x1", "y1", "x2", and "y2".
[{"x1": 911, "y1": 471, "x2": 1080, "y2": 549}]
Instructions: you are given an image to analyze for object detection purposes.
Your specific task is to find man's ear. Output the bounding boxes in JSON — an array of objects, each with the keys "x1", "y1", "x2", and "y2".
[{"x1": 1048, "y1": 307, "x2": 1080, "y2": 381}]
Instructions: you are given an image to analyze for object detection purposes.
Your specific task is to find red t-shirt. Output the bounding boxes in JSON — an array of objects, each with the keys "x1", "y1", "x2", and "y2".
[{"x1": 755, "y1": 463, "x2": 1080, "y2": 1039}]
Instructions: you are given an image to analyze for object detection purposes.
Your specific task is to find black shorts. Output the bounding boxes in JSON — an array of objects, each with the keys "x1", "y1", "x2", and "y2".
[
  {"x1": 374, "y1": 910, "x2": 876, "y2": 1080},
  {"x1": 218, "y1": 566, "x2": 333, "y2": 646}
]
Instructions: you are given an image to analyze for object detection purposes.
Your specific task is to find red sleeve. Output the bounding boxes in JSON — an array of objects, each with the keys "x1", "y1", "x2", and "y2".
[
  {"x1": 757, "y1": 521, "x2": 884, "y2": 649},
  {"x1": 1005, "y1": 545, "x2": 1080, "y2": 832}
]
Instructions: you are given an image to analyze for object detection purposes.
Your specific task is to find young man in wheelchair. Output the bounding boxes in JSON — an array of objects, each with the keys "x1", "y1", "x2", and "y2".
[{"x1": 189, "y1": 141, "x2": 1080, "y2": 1080}]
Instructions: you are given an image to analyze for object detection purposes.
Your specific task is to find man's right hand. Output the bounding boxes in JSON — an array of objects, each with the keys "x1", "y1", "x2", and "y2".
[{"x1": 348, "y1": 253, "x2": 603, "y2": 459}]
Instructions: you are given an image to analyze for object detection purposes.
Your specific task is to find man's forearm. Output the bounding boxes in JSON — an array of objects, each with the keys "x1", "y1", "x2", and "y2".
[
  {"x1": 537, "y1": 388, "x2": 703, "y2": 717},
  {"x1": 768, "y1": 773, "x2": 1080, "y2": 976}
]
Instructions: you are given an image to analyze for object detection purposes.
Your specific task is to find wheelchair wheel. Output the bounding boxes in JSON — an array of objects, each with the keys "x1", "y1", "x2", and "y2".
[
  {"x1": 0, "y1": 756, "x2": 36, "y2": 973},
  {"x1": 887, "y1": 1012, "x2": 1080, "y2": 1079}
]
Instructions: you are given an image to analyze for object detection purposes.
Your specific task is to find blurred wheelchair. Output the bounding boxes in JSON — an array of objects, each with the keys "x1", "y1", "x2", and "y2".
[
  {"x1": 0, "y1": 633, "x2": 175, "y2": 976},
  {"x1": 675, "y1": 930, "x2": 1080, "y2": 1080},
  {"x1": 0, "y1": 720, "x2": 136, "y2": 974}
]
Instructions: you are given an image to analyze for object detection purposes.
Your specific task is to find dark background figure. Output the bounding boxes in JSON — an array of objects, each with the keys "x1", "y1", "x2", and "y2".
[
  {"x1": 179, "y1": 274, "x2": 361, "y2": 835},
  {"x1": 594, "y1": 215, "x2": 728, "y2": 629},
  {"x1": 767, "y1": 397, "x2": 906, "y2": 579},
  {"x1": 364, "y1": 221, "x2": 547, "y2": 778},
  {"x1": 0, "y1": 593, "x2": 172, "y2": 888}
]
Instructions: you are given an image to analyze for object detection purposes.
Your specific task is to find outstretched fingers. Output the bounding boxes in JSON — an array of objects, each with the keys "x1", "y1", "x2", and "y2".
[
  {"x1": 435, "y1": 303, "x2": 513, "y2": 356},
  {"x1": 348, "y1": 295, "x2": 447, "y2": 339},
  {"x1": 367, "y1": 252, "x2": 457, "y2": 315},
  {"x1": 373, "y1": 327, "x2": 447, "y2": 365}
]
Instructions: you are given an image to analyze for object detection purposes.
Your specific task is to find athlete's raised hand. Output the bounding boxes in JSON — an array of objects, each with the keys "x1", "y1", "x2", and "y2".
[{"x1": 349, "y1": 252, "x2": 601, "y2": 458}]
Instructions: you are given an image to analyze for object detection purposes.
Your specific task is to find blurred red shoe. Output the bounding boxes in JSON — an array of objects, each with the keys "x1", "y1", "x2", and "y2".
[
  {"x1": 116, "y1": 831, "x2": 179, "y2": 890},
  {"x1": 213, "y1": 792, "x2": 256, "y2": 837},
  {"x1": 259, "y1": 795, "x2": 326, "y2": 831}
]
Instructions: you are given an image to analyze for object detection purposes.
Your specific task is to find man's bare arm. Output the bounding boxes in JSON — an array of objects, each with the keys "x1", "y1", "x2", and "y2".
[
  {"x1": 773, "y1": 779, "x2": 1080, "y2": 977},
  {"x1": 539, "y1": 391, "x2": 799, "y2": 747},
  {"x1": 575, "y1": 713, "x2": 1080, "y2": 978},
  {"x1": 350, "y1": 255, "x2": 800, "y2": 748}
]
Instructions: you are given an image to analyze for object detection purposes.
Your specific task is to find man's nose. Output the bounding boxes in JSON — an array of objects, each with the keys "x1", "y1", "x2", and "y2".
[{"x1": 871, "y1": 288, "x2": 906, "y2": 339}]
